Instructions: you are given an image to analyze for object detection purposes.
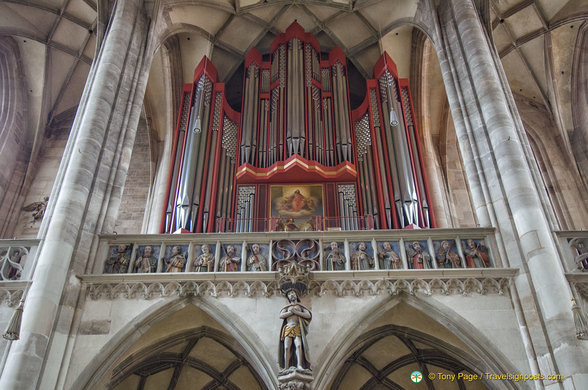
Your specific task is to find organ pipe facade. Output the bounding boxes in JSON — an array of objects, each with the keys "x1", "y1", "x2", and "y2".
[{"x1": 162, "y1": 22, "x2": 434, "y2": 233}]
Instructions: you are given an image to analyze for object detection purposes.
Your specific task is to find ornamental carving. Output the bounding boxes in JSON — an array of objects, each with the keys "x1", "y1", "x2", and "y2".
[
  {"x1": 0, "y1": 285, "x2": 25, "y2": 307},
  {"x1": 84, "y1": 277, "x2": 511, "y2": 300},
  {"x1": 272, "y1": 240, "x2": 321, "y2": 271}
]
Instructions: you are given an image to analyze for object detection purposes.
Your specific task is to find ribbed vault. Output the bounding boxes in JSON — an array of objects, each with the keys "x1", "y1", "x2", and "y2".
[
  {"x1": 330, "y1": 325, "x2": 489, "y2": 390},
  {"x1": 111, "y1": 327, "x2": 266, "y2": 390}
]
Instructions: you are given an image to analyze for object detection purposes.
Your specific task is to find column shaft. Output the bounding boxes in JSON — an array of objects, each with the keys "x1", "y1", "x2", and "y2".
[
  {"x1": 435, "y1": 0, "x2": 587, "y2": 385},
  {"x1": 0, "y1": 0, "x2": 151, "y2": 388}
]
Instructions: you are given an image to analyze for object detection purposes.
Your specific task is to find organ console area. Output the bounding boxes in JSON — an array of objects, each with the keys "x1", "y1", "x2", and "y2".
[{"x1": 161, "y1": 22, "x2": 435, "y2": 234}]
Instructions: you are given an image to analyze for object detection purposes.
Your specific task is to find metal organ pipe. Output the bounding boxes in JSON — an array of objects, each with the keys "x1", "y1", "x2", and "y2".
[
  {"x1": 241, "y1": 65, "x2": 259, "y2": 165},
  {"x1": 278, "y1": 45, "x2": 285, "y2": 161},
  {"x1": 175, "y1": 76, "x2": 210, "y2": 230},
  {"x1": 338, "y1": 190, "x2": 347, "y2": 230},
  {"x1": 402, "y1": 87, "x2": 430, "y2": 227},
  {"x1": 305, "y1": 44, "x2": 313, "y2": 161},
  {"x1": 200, "y1": 110, "x2": 220, "y2": 232},
  {"x1": 166, "y1": 91, "x2": 190, "y2": 231},
  {"x1": 381, "y1": 73, "x2": 419, "y2": 227},
  {"x1": 332, "y1": 63, "x2": 351, "y2": 163},
  {"x1": 163, "y1": 25, "x2": 435, "y2": 234}
]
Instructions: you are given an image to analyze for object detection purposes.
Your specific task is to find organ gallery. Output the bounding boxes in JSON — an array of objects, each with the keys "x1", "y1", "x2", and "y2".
[
  {"x1": 1, "y1": 1, "x2": 587, "y2": 389},
  {"x1": 163, "y1": 22, "x2": 433, "y2": 234}
]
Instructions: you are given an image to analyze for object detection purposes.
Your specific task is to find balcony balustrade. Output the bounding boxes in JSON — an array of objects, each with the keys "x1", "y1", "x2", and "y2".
[
  {"x1": 0, "y1": 239, "x2": 39, "y2": 306},
  {"x1": 77, "y1": 228, "x2": 519, "y2": 299},
  {"x1": 555, "y1": 231, "x2": 588, "y2": 302}
]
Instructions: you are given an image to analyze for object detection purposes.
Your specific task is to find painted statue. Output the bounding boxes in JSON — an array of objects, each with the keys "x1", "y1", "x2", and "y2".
[
  {"x1": 165, "y1": 246, "x2": 187, "y2": 272},
  {"x1": 219, "y1": 245, "x2": 241, "y2": 272},
  {"x1": 22, "y1": 196, "x2": 49, "y2": 221},
  {"x1": 378, "y1": 242, "x2": 402, "y2": 269},
  {"x1": 279, "y1": 289, "x2": 312, "y2": 372},
  {"x1": 134, "y1": 246, "x2": 158, "y2": 273},
  {"x1": 248, "y1": 244, "x2": 267, "y2": 271},
  {"x1": 104, "y1": 244, "x2": 131, "y2": 274},
  {"x1": 464, "y1": 239, "x2": 490, "y2": 268},
  {"x1": 351, "y1": 242, "x2": 373, "y2": 270},
  {"x1": 406, "y1": 241, "x2": 431, "y2": 269},
  {"x1": 325, "y1": 241, "x2": 346, "y2": 270},
  {"x1": 192, "y1": 244, "x2": 215, "y2": 272},
  {"x1": 436, "y1": 240, "x2": 461, "y2": 268}
]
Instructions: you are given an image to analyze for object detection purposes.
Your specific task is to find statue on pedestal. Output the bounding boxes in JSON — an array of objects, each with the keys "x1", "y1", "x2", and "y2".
[
  {"x1": 278, "y1": 263, "x2": 314, "y2": 389},
  {"x1": 279, "y1": 289, "x2": 312, "y2": 372}
]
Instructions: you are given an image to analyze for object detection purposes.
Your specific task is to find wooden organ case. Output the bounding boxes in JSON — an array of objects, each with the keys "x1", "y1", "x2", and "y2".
[{"x1": 161, "y1": 22, "x2": 435, "y2": 233}]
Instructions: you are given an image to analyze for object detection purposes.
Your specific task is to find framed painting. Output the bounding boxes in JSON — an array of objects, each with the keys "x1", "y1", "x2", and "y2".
[{"x1": 270, "y1": 184, "x2": 323, "y2": 231}]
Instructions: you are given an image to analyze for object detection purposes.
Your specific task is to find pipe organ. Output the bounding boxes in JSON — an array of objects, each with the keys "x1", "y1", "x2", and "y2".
[{"x1": 161, "y1": 22, "x2": 434, "y2": 233}]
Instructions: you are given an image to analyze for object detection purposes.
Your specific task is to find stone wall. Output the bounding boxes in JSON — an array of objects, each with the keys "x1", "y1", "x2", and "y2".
[
  {"x1": 0, "y1": 38, "x2": 31, "y2": 238},
  {"x1": 64, "y1": 290, "x2": 529, "y2": 389},
  {"x1": 515, "y1": 94, "x2": 588, "y2": 230},
  {"x1": 113, "y1": 116, "x2": 151, "y2": 234},
  {"x1": 13, "y1": 122, "x2": 70, "y2": 238}
]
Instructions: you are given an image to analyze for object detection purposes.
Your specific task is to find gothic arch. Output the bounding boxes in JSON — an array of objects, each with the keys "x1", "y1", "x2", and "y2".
[
  {"x1": 71, "y1": 297, "x2": 277, "y2": 389},
  {"x1": 329, "y1": 325, "x2": 489, "y2": 389},
  {"x1": 109, "y1": 327, "x2": 266, "y2": 389},
  {"x1": 313, "y1": 294, "x2": 524, "y2": 390}
]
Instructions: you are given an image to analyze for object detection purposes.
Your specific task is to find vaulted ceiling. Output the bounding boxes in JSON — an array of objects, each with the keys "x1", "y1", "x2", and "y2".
[{"x1": 0, "y1": 0, "x2": 585, "y2": 149}]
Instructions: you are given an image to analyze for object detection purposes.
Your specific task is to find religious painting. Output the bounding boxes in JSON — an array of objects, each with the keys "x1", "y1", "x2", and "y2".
[{"x1": 270, "y1": 184, "x2": 323, "y2": 232}]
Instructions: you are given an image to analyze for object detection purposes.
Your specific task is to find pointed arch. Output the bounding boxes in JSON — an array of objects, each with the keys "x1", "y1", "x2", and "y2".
[
  {"x1": 313, "y1": 294, "x2": 526, "y2": 390},
  {"x1": 71, "y1": 297, "x2": 277, "y2": 389}
]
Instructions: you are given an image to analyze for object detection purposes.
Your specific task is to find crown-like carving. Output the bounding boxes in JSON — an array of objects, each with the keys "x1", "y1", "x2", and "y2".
[{"x1": 279, "y1": 262, "x2": 310, "y2": 297}]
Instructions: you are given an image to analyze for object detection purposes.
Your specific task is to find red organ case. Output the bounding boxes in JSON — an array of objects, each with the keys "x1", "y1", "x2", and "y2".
[{"x1": 161, "y1": 22, "x2": 434, "y2": 234}]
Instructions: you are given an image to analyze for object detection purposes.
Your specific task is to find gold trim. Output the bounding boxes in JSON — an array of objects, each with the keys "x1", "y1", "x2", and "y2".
[{"x1": 236, "y1": 156, "x2": 357, "y2": 178}]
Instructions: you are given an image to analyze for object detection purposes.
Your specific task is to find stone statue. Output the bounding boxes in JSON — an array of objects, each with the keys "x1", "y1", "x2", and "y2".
[
  {"x1": 406, "y1": 241, "x2": 431, "y2": 269},
  {"x1": 22, "y1": 196, "x2": 49, "y2": 221},
  {"x1": 436, "y1": 240, "x2": 461, "y2": 268},
  {"x1": 279, "y1": 289, "x2": 312, "y2": 372},
  {"x1": 464, "y1": 239, "x2": 490, "y2": 268},
  {"x1": 325, "y1": 242, "x2": 346, "y2": 270},
  {"x1": 104, "y1": 244, "x2": 131, "y2": 274},
  {"x1": 165, "y1": 246, "x2": 186, "y2": 272},
  {"x1": 248, "y1": 244, "x2": 267, "y2": 271},
  {"x1": 134, "y1": 246, "x2": 158, "y2": 273},
  {"x1": 192, "y1": 244, "x2": 215, "y2": 272},
  {"x1": 378, "y1": 242, "x2": 402, "y2": 269},
  {"x1": 351, "y1": 242, "x2": 373, "y2": 270},
  {"x1": 219, "y1": 245, "x2": 241, "y2": 272}
]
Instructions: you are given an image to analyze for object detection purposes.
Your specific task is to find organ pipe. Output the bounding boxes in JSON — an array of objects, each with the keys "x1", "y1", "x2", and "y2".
[{"x1": 163, "y1": 23, "x2": 433, "y2": 233}]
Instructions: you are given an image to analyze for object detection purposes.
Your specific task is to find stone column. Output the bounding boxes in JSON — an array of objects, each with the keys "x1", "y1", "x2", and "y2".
[
  {"x1": 0, "y1": 0, "x2": 152, "y2": 388},
  {"x1": 434, "y1": 0, "x2": 587, "y2": 387}
]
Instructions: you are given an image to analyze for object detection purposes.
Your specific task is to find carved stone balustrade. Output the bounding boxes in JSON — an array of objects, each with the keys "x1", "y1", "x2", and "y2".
[
  {"x1": 556, "y1": 231, "x2": 588, "y2": 303},
  {"x1": 81, "y1": 228, "x2": 518, "y2": 300},
  {"x1": 0, "y1": 239, "x2": 39, "y2": 307}
]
